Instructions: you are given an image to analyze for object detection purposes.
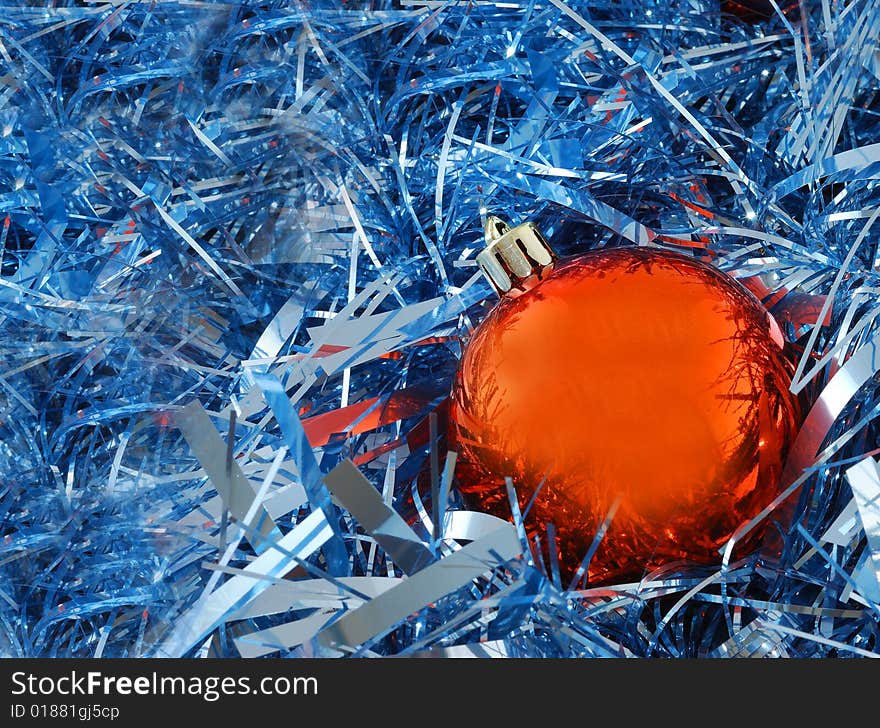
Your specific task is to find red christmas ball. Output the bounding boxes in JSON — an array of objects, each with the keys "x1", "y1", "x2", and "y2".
[{"x1": 449, "y1": 221, "x2": 801, "y2": 584}]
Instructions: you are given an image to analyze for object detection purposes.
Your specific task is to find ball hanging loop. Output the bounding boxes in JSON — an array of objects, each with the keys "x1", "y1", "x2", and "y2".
[{"x1": 476, "y1": 215, "x2": 556, "y2": 295}]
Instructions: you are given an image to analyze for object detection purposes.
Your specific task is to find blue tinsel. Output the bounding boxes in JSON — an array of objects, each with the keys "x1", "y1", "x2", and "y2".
[{"x1": 1, "y1": 0, "x2": 879, "y2": 658}]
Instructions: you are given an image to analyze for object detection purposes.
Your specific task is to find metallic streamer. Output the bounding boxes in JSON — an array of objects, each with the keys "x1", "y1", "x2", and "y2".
[
  {"x1": 316, "y1": 518, "x2": 521, "y2": 651},
  {"x1": 323, "y1": 459, "x2": 434, "y2": 575}
]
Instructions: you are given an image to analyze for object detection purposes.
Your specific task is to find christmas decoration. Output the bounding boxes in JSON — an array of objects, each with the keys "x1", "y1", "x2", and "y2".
[
  {"x1": 3, "y1": 1, "x2": 879, "y2": 659},
  {"x1": 450, "y1": 218, "x2": 802, "y2": 583}
]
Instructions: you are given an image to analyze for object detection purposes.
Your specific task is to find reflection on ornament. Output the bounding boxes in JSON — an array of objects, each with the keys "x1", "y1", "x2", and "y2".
[{"x1": 449, "y1": 216, "x2": 802, "y2": 584}]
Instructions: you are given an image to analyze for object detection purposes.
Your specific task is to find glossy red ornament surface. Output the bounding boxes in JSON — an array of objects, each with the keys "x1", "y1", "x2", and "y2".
[{"x1": 449, "y1": 248, "x2": 801, "y2": 584}]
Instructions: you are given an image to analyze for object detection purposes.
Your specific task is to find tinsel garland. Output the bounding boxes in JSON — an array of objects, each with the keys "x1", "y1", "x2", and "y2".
[{"x1": 1, "y1": 0, "x2": 879, "y2": 658}]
